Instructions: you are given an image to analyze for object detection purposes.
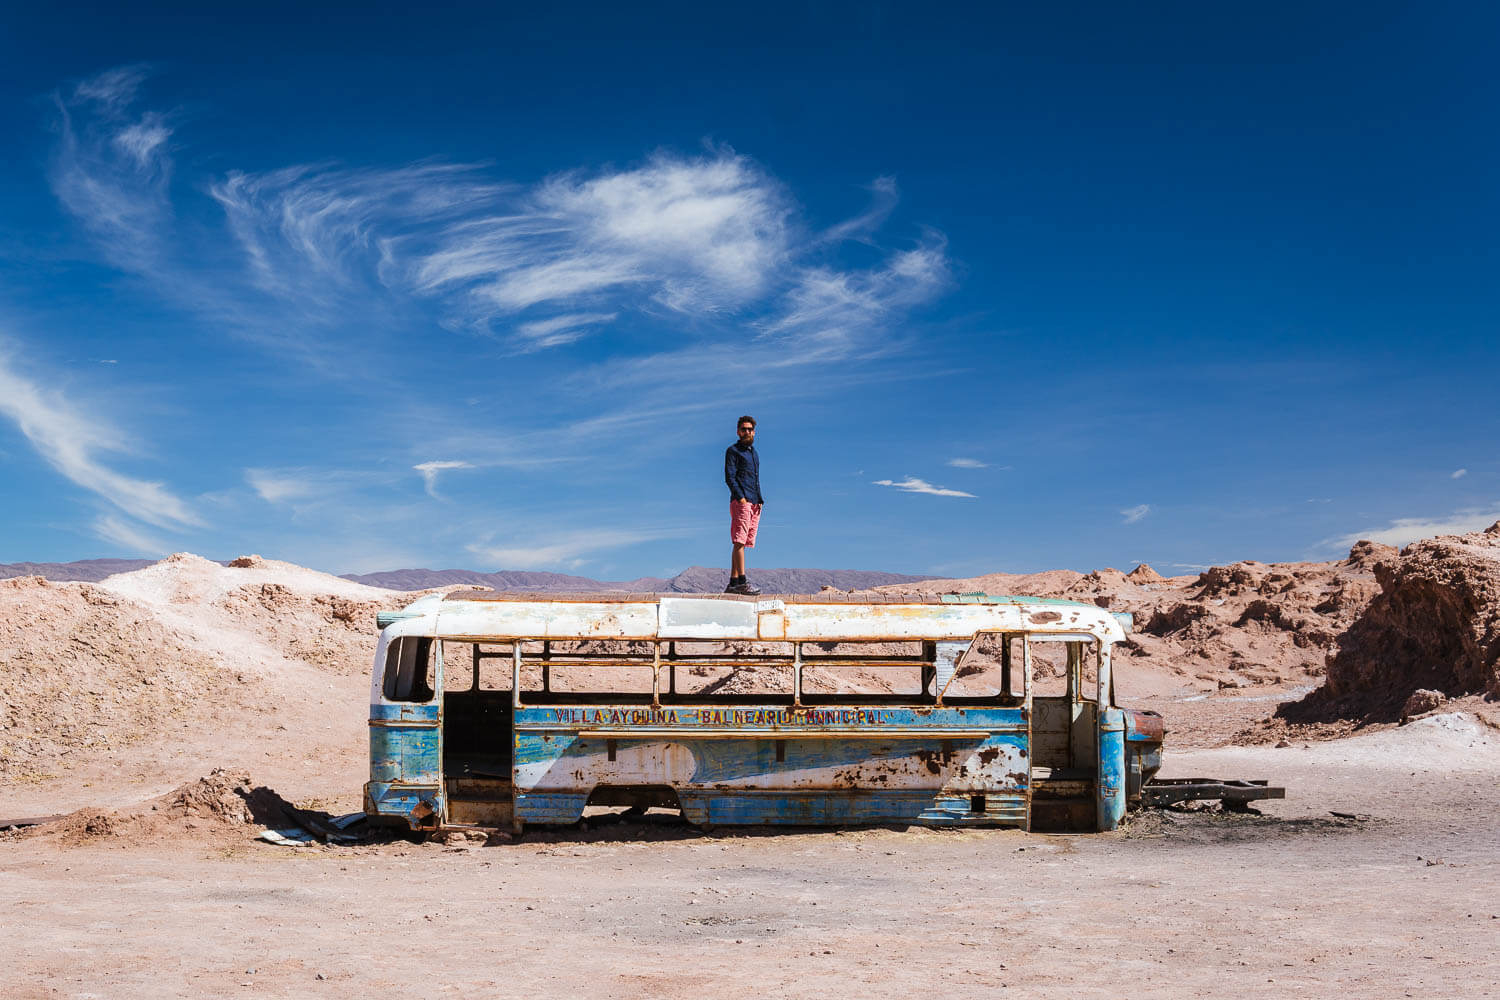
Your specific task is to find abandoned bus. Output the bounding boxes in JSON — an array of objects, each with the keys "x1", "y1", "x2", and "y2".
[{"x1": 363, "y1": 590, "x2": 1196, "y2": 834}]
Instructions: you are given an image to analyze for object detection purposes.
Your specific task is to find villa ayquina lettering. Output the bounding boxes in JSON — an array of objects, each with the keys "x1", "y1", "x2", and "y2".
[{"x1": 545, "y1": 707, "x2": 898, "y2": 727}]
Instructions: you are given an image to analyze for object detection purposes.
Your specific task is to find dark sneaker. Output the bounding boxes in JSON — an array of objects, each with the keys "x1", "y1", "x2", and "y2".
[{"x1": 726, "y1": 580, "x2": 762, "y2": 596}]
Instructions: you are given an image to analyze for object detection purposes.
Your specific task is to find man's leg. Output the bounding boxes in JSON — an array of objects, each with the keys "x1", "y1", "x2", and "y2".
[{"x1": 731, "y1": 543, "x2": 745, "y2": 578}]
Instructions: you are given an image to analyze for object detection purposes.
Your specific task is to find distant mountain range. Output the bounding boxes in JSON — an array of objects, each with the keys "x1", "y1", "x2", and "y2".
[
  {"x1": 0, "y1": 558, "x2": 940, "y2": 593},
  {"x1": 340, "y1": 565, "x2": 940, "y2": 593},
  {"x1": 0, "y1": 558, "x2": 155, "y2": 582}
]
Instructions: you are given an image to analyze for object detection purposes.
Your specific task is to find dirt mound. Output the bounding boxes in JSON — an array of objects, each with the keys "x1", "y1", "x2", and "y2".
[
  {"x1": 37, "y1": 769, "x2": 298, "y2": 846},
  {"x1": 1126, "y1": 563, "x2": 1165, "y2": 584},
  {"x1": 1287, "y1": 524, "x2": 1500, "y2": 720},
  {"x1": 1346, "y1": 539, "x2": 1399, "y2": 571},
  {"x1": 0, "y1": 552, "x2": 411, "y2": 785},
  {"x1": 218, "y1": 581, "x2": 387, "y2": 673},
  {"x1": 878, "y1": 549, "x2": 1385, "y2": 699},
  {"x1": 870, "y1": 569, "x2": 1084, "y2": 597},
  {"x1": 0, "y1": 579, "x2": 235, "y2": 780},
  {"x1": 103, "y1": 551, "x2": 391, "y2": 606}
]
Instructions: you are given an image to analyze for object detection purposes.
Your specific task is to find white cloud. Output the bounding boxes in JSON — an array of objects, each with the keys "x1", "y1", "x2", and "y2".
[
  {"x1": 245, "y1": 468, "x2": 320, "y2": 505},
  {"x1": 212, "y1": 162, "x2": 509, "y2": 311},
  {"x1": 49, "y1": 67, "x2": 175, "y2": 274},
  {"x1": 1452, "y1": 468, "x2": 1468, "y2": 479},
  {"x1": 0, "y1": 351, "x2": 199, "y2": 530},
  {"x1": 873, "y1": 477, "x2": 975, "y2": 498},
  {"x1": 466, "y1": 528, "x2": 673, "y2": 569},
  {"x1": 1323, "y1": 506, "x2": 1500, "y2": 550},
  {"x1": 71, "y1": 65, "x2": 150, "y2": 111},
  {"x1": 760, "y1": 233, "x2": 949, "y2": 361},
  {"x1": 213, "y1": 151, "x2": 796, "y2": 336},
  {"x1": 947, "y1": 457, "x2": 986, "y2": 469},
  {"x1": 93, "y1": 514, "x2": 169, "y2": 555},
  {"x1": 1121, "y1": 504, "x2": 1151, "y2": 524},
  {"x1": 818, "y1": 176, "x2": 899, "y2": 245},
  {"x1": 513, "y1": 312, "x2": 616, "y2": 350},
  {"x1": 413, "y1": 460, "x2": 475, "y2": 498},
  {"x1": 206, "y1": 149, "x2": 948, "y2": 362}
]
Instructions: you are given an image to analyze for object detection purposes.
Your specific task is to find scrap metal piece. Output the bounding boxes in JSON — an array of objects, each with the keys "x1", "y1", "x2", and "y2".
[
  {"x1": 258, "y1": 828, "x2": 317, "y2": 847},
  {"x1": 1141, "y1": 778, "x2": 1285, "y2": 808},
  {"x1": 0, "y1": 815, "x2": 63, "y2": 830}
]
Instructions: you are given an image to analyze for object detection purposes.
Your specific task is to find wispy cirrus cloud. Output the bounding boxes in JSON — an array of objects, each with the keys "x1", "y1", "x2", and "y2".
[
  {"x1": 49, "y1": 65, "x2": 175, "y2": 274},
  {"x1": 245, "y1": 468, "x2": 321, "y2": 505},
  {"x1": 92, "y1": 514, "x2": 171, "y2": 556},
  {"x1": 205, "y1": 144, "x2": 947, "y2": 365},
  {"x1": 211, "y1": 162, "x2": 513, "y2": 312},
  {"x1": 1120, "y1": 504, "x2": 1151, "y2": 524},
  {"x1": 947, "y1": 457, "x2": 987, "y2": 469},
  {"x1": 0, "y1": 348, "x2": 200, "y2": 532},
  {"x1": 873, "y1": 476, "x2": 975, "y2": 498},
  {"x1": 514, "y1": 312, "x2": 617, "y2": 351},
  {"x1": 1452, "y1": 468, "x2": 1468, "y2": 479},
  {"x1": 49, "y1": 69, "x2": 953, "y2": 390},
  {"x1": 413, "y1": 460, "x2": 474, "y2": 498},
  {"x1": 818, "y1": 175, "x2": 899, "y2": 245},
  {"x1": 1322, "y1": 505, "x2": 1500, "y2": 550}
]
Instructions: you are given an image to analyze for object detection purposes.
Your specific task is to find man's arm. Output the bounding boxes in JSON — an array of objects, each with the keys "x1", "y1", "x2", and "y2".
[{"x1": 725, "y1": 447, "x2": 744, "y2": 502}]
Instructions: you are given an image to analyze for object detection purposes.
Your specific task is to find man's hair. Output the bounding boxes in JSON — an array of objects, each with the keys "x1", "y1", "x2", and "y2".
[{"x1": 737, "y1": 415, "x2": 756, "y2": 429}]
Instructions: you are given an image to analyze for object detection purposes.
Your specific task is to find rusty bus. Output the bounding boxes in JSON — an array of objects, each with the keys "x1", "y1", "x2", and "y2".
[{"x1": 365, "y1": 590, "x2": 1277, "y2": 835}]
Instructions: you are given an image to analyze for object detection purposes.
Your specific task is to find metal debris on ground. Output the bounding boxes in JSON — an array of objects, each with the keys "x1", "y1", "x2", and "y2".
[{"x1": 259, "y1": 810, "x2": 369, "y2": 847}]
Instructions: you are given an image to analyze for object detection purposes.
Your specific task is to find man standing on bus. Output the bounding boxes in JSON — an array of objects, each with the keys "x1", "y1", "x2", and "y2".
[{"x1": 724, "y1": 415, "x2": 763, "y2": 595}]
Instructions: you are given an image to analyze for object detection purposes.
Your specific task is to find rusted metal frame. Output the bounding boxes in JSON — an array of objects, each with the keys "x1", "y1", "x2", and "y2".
[
  {"x1": 1097, "y1": 641, "x2": 1113, "y2": 709},
  {"x1": 1001, "y1": 635, "x2": 1012, "y2": 698},
  {"x1": 507, "y1": 650, "x2": 936, "y2": 664},
  {"x1": 651, "y1": 642, "x2": 661, "y2": 708},
  {"x1": 433, "y1": 640, "x2": 447, "y2": 826},
  {"x1": 509, "y1": 655, "x2": 934, "y2": 670},
  {"x1": 793, "y1": 642, "x2": 803, "y2": 706},
  {"x1": 542, "y1": 640, "x2": 551, "y2": 694},
  {"x1": 512, "y1": 643, "x2": 522, "y2": 709},
  {"x1": 1022, "y1": 637, "x2": 1035, "y2": 832}
]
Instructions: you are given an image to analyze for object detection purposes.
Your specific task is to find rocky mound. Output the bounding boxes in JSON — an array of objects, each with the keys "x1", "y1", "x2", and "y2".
[
  {"x1": 0, "y1": 576, "x2": 235, "y2": 780},
  {"x1": 1286, "y1": 523, "x2": 1500, "y2": 720},
  {"x1": 0, "y1": 554, "x2": 410, "y2": 782},
  {"x1": 101, "y1": 553, "x2": 398, "y2": 676},
  {"x1": 876, "y1": 551, "x2": 1382, "y2": 695}
]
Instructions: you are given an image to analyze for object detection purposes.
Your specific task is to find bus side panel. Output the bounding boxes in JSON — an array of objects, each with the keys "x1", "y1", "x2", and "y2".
[{"x1": 510, "y1": 706, "x2": 1027, "y2": 828}]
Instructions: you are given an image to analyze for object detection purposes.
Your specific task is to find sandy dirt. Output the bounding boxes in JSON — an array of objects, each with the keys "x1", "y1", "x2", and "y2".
[{"x1": 3, "y1": 545, "x2": 1500, "y2": 997}]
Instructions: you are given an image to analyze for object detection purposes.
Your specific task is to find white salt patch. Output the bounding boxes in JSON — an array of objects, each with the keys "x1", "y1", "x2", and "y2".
[{"x1": 99, "y1": 552, "x2": 395, "y2": 606}]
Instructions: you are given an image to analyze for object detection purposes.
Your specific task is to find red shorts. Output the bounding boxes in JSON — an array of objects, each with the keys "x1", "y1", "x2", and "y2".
[{"x1": 730, "y1": 500, "x2": 762, "y2": 547}]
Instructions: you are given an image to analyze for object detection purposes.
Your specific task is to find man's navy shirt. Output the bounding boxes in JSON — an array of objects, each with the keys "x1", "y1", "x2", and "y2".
[{"x1": 724, "y1": 441, "x2": 763, "y2": 505}]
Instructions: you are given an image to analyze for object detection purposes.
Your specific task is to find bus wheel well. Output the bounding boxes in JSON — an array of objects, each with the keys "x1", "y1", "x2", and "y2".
[{"x1": 585, "y1": 784, "x2": 682, "y2": 814}]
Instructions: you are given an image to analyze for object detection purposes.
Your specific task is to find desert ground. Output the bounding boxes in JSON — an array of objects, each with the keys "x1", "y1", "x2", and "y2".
[{"x1": 3, "y1": 530, "x2": 1498, "y2": 999}]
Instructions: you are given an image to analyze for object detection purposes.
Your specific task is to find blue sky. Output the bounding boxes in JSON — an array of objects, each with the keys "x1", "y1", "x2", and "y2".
[{"x1": 0, "y1": 2, "x2": 1495, "y2": 577}]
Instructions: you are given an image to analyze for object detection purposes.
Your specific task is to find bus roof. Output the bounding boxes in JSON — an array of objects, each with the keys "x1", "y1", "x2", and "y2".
[{"x1": 381, "y1": 591, "x2": 1131, "y2": 643}]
